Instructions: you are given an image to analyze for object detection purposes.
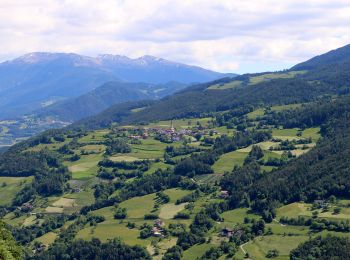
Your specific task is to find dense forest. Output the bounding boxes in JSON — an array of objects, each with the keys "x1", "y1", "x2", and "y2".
[
  {"x1": 0, "y1": 221, "x2": 23, "y2": 259},
  {"x1": 290, "y1": 236, "x2": 350, "y2": 260},
  {"x1": 32, "y1": 239, "x2": 151, "y2": 259}
]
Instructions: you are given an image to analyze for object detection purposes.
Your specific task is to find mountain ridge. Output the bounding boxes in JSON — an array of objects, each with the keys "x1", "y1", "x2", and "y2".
[
  {"x1": 34, "y1": 81, "x2": 187, "y2": 122},
  {"x1": 0, "y1": 52, "x2": 226, "y2": 119}
]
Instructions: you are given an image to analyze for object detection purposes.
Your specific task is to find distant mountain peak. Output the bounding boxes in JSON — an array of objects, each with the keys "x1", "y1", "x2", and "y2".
[
  {"x1": 13, "y1": 52, "x2": 98, "y2": 66},
  {"x1": 14, "y1": 52, "x2": 60, "y2": 63},
  {"x1": 97, "y1": 54, "x2": 130, "y2": 62}
]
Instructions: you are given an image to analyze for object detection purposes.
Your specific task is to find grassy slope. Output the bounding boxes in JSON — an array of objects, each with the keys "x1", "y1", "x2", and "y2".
[{"x1": 0, "y1": 176, "x2": 33, "y2": 206}]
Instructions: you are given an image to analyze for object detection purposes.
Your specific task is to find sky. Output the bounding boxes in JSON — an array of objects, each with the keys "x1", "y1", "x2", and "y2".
[{"x1": 1, "y1": 0, "x2": 350, "y2": 74}]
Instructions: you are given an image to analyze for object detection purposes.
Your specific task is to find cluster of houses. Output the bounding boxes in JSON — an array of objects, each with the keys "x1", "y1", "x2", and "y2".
[
  {"x1": 151, "y1": 219, "x2": 165, "y2": 237},
  {"x1": 126, "y1": 125, "x2": 192, "y2": 142},
  {"x1": 152, "y1": 126, "x2": 195, "y2": 142},
  {"x1": 120, "y1": 120, "x2": 219, "y2": 143}
]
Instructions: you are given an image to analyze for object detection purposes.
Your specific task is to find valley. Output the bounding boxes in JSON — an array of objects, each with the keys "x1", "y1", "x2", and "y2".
[
  {"x1": 1, "y1": 43, "x2": 350, "y2": 260},
  {"x1": 2, "y1": 98, "x2": 347, "y2": 259}
]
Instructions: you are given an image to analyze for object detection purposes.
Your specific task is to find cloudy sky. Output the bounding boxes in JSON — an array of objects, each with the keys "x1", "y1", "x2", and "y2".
[{"x1": 1, "y1": 0, "x2": 350, "y2": 73}]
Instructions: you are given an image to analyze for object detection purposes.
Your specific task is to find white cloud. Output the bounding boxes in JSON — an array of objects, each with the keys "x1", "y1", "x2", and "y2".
[{"x1": 0, "y1": 0, "x2": 350, "y2": 73}]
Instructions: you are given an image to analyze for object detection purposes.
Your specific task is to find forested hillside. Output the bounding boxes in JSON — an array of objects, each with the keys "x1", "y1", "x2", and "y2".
[
  {"x1": 71, "y1": 44, "x2": 350, "y2": 131},
  {"x1": 35, "y1": 81, "x2": 186, "y2": 122}
]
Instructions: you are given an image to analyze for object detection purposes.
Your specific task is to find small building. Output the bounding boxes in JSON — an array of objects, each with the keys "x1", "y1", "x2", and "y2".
[
  {"x1": 154, "y1": 219, "x2": 165, "y2": 228},
  {"x1": 221, "y1": 227, "x2": 234, "y2": 238},
  {"x1": 219, "y1": 190, "x2": 229, "y2": 199},
  {"x1": 130, "y1": 135, "x2": 142, "y2": 140},
  {"x1": 151, "y1": 227, "x2": 163, "y2": 237},
  {"x1": 20, "y1": 203, "x2": 33, "y2": 212},
  {"x1": 33, "y1": 243, "x2": 46, "y2": 254}
]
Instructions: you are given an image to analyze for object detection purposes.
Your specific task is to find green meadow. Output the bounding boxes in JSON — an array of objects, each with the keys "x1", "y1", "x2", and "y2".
[
  {"x1": 0, "y1": 176, "x2": 33, "y2": 206},
  {"x1": 212, "y1": 151, "x2": 248, "y2": 173}
]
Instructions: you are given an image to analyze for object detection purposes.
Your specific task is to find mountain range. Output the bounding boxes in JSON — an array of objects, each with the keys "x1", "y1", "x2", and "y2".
[{"x1": 0, "y1": 52, "x2": 225, "y2": 119}]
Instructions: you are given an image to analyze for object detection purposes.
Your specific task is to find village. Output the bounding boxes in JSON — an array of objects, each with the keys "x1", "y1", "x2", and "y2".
[{"x1": 118, "y1": 120, "x2": 218, "y2": 144}]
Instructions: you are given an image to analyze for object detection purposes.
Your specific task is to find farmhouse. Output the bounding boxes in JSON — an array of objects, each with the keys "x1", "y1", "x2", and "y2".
[
  {"x1": 219, "y1": 190, "x2": 229, "y2": 199},
  {"x1": 19, "y1": 202, "x2": 33, "y2": 212},
  {"x1": 220, "y1": 227, "x2": 245, "y2": 239},
  {"x1": 151, "y1": 219, "x2": 166, "y2": 237},
  {"x1": 151, "y1": 227, "x2": 163, "y2": 237},
  {"x1": 221, "y1": 227, "x2": 234, "y2": 237}
]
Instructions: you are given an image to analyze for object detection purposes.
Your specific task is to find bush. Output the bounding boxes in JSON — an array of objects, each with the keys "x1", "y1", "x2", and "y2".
[
  {"x1": 144, "y1": 214, "x2": 158, "y2": 220},
  {"x1": 266, "y1": 249, "x2": 279, "y2": 258},
  {"x1": 114, "y1": 207, "x2": 127, "y2": 219},
  {"x1": 174, "y1": 212, "x2": 190, "y2": 219}
]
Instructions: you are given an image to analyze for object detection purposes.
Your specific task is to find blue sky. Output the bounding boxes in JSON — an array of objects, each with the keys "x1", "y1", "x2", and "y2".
[{"x1": 0, "y1": 0, "x2": 350, "y2": 74}]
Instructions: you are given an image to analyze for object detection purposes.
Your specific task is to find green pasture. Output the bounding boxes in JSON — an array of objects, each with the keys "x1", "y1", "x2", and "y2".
[
  {"x1": 79, "y1": 144, "x2": 106, "y2": 153},
  {"x1": 247, "y1": 109, "x2": 265, "y2": 120},
  {"x1": 34, "y1": 232, "x2": 58, "y2": 247},
  {"x1": 159, "y1": 203, "x2": 187, "y2": 219},
  {"x1": 266, "y1": 222, "x2": 309, "y2": 236},
  {"x1": 119, "y1": 193, "x2": 156, "y2": 219},
  {"x1": 220, "y1": 208, "x2": 260, "y2": 226},
  {"x1": 194, "y1": 174, "x2": 223, "y2": 184},
  {"x1": 183, "y1": 243, "x2": 216, "y2": 260},
  {"x1": 76, "y1": 220, "x2": 149, "y2": 247},
  {"x1": 64, "y1": 190, "x2": 95, "y2": 210},
  {"x1": 78, "y1": 130, "x2": 109, "y2": 144},
  {"x1": 249, "y1": 71, "x2": 306, "y2": 85},
  {"x1": 302, "y1": 127, "x2": 321, "y2": 141},
  {"x1": 65, "y1": 153, "x2": 103, "y2": 180},
  {"x1": 207, "y1": 80, "x2": 242, "y2": 90},
  {"x1": 109, "y1": 155, "x2": 140, "y2": 162},
  {"x1": 0, "y1": 176, "x2": 33, "y2": 206},
  {"x1": 271, "y1": 103, "x2": 302, "y2": 111},
  {"x1": 272, "y1": 128, "x2": 299, "y2": 138},
  {"x1": 277, "y1": 202, "x2": 350, "y2": 221},
  {"x1": 26, "y1": 141, "x2": 68, "y2": 152},
  {"x1": 163, "y1": 188, "x2": 192, "y2": 203},
  {"x1": 129, "y1": 139, "x2": 171, "y2": 159},
  {"x1": 243, "y1": 235, "x2": 308, "y2": 260},
  {"x1": 144, "y1": 161, "x2": 169, "y2": 175},
  {"x1": 212, "y1": 151, "x2": 248, "y2": 173}
]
